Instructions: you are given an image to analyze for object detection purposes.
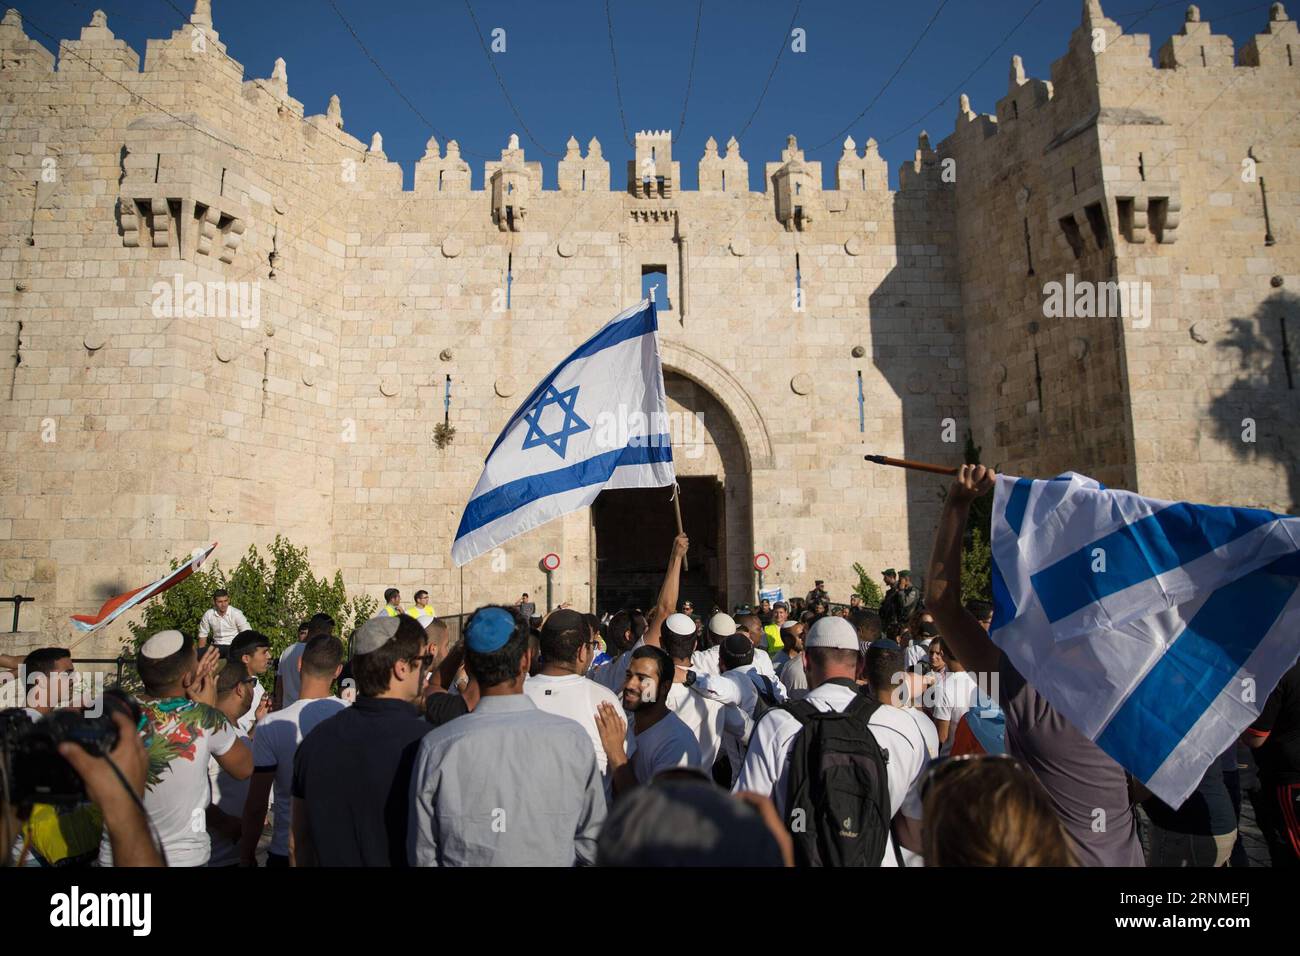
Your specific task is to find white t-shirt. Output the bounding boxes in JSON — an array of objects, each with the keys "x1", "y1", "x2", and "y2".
[
  {"x1": 207, "y1": 731, "x2": 252, "y2": 867},
  {"x1": 733, "y1": 682, "x2": 929, "y2": 867},
  {"x1": 251, "y1": 695, "x2": 349, "y2": 856},
  {"x1": 932, "y1": 670, "x2": 980, "y2": 756},
  {"x1": 626, "y1": 710, "x2": 702, "y2": 784},
  {"x1": 237, "y1": 680, "x2": 265, "y2": 735},
  {"x1": 666, "y1": 681, "x2": 726, "y2": 770},
  {"x1": 100, "y1": 698, "x2": 240, "y2": 867},
  {"x1": 692, "y1": 644, "x2": 779, "y2": 683},
  {"x1": 899, "y1": 704, "x2": 941, "y2": 760},
  {"x1": 523, "y1": 673, "x2": 622, "y2": 777},
  {"x1": 905, "y1": 638, "x2": 932, "y2": 671},
  {"x1": 278, "y1": 643, "x2": 305, "y2": 708}
]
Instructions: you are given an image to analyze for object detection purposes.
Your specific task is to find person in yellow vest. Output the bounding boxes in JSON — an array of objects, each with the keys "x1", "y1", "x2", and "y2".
[
  {"x1": 382, "y1": 588, "x2": 403, "y2": 616},
  {"x1": 762, "y1": 602, "x2": 789, "y2": 655},
  {"x1": 408, "y1": 589, "x2": 436, "y2": 622}
]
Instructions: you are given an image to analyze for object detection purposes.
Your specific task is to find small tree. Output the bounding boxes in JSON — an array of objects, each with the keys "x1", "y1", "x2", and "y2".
[
  {"x1": 960, "y1": 528, "x2": 992, "y2": 603},
  {"x1": 851, "y1": 563, "x2": 884, "y2": 608},
  {"x1": 959, "y1": 431, "x2": 994, "y2": 602},
  {"x1": 126, "y1": 536, "x2": 378, "y2": 689}
]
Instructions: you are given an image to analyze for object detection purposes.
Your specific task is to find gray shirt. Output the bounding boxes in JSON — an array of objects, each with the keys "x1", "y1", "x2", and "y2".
[
  {"x1": 408, "y1": 694, "x2": 606, "y2": 866},
  {"x1": 779, "y1": 653, "x2": 809, "y2": 700},
  {"x1": 998, "y1": 654, "x2": 1145, "y2": 867}
]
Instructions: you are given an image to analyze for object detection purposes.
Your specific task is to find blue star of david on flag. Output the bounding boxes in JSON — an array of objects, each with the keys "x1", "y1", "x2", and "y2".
[
  {"x1": 453, "y1": 299, "x2": 676, "y2": 569},
  {"x1": 520, "y1": 383, "x2": 590, "y2": 458}
]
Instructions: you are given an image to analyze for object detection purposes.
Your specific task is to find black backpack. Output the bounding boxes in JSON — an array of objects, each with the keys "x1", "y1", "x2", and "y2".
[
  {"x1": 780, "y1": 682, "x2": 901, "y2": 867},
  {"x1": 750, "y1": 674, "x2": 781, "y2": 726}
]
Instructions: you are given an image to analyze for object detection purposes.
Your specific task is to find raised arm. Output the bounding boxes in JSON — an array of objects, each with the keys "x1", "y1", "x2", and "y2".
[
  {"x1": 924, "y1": 464, "x2": 1001, "y2": 675},
  {"x1": 643, "y1": 533, "x2": 689, "y2": 649}
]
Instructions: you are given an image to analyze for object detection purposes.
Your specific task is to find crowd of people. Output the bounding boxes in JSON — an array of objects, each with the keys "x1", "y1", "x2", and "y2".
[{"x1": 2, "y1": 466, "x2": 1297, "y2": 868}]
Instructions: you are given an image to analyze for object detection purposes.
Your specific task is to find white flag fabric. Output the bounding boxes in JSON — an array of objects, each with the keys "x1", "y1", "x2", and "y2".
[
  {"x1": 990, "y1": 472, "x2": 1300, "y2": 807},
  {"x1": 452, "y1": 300, "x2": 676, "y2": 567}
]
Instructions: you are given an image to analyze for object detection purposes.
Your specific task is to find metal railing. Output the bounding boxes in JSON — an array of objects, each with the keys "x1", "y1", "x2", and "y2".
[{"x1": 0, "y1": 595, "x2": 34, "y2": 633}]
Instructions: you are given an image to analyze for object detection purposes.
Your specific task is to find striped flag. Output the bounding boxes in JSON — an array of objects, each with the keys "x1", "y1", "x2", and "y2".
[
  {"x1": 452, "y1": 300, "x2": 676, "y2": 566},
  {"x1": 70, "y1": 542, "x2": 218, "y2": 633},
  {"x1": 990, "y1": 473, "x2": 1300, "y2": 807}
]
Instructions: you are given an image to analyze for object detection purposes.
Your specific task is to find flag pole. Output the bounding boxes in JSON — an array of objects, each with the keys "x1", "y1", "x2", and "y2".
[
  {"x1": 863, "y1": 454, "x2": 960, "y2": 477},
  {"x1": 649, "y1": 283, "x2": 689, "y2": 573},
  {"x1": 672, "y1": 483, "x2": 689, "y2": 572}
]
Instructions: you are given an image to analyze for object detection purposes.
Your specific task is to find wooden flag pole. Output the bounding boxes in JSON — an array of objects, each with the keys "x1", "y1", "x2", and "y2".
[
  {"x1": 672, "y1": 483, "x2": 689, "y2": 572},
  {"x1": 863, "y1": 454, "x2": 960, "y2": 477}
]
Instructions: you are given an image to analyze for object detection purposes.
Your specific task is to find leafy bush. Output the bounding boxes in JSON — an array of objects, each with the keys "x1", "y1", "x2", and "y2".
[
  {"x1": 125, "y1": 536, "x2": 378, "y2": 689},
  {"x1": 961, "y1": 528, "x2": 992, "y2": 603},
  {"x1": 851, "y1": 563, "x2": 884, "y2": 608}
]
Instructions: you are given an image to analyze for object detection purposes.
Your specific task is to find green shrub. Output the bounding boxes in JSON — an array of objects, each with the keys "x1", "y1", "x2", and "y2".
[
  {"x1": 125, "y1": 536, "x2": 378, "y2": 690},
  {"x1": 851, "y1": 563, "x2": 884, "y2": 608}
]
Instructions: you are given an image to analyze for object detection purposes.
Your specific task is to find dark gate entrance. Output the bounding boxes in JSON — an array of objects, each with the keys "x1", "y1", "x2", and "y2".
[{"x1": 592, "y1": 476, "x2": 722, "y2": 616}]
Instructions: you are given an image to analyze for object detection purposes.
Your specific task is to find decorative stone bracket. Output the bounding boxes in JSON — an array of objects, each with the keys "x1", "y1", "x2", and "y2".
[{"x1": 119, "y1": 192, "x2": 248, "y2": 263}]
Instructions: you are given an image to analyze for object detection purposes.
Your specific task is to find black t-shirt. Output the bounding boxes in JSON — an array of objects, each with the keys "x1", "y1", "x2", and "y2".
[
  {"x1": 291, "y1": 696, "x2": 431, "y2": 866},
  {"x1": 1248, "y1": 661, "x2": 1300, "y2": 786},
  {"x1": 1142, "y1": 749, "x2": 1237, "y2": 836},
  {"x1": 424, "y1": 691, "x2": 469, "y2": 729}
]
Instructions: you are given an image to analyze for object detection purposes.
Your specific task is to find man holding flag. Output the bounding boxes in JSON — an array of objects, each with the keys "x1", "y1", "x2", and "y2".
[
  {"x1": 452, "y1": 297, "x2": 677, "y2": 567},
  {"x1": 925, "y1": 463, "x2": 1300, "y2": 866}
]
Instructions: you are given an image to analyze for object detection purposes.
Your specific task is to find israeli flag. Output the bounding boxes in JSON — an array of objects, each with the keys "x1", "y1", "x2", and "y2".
[
  {"x1": 452, "y1": 300, "x2": 676, "y2": 567},
  {"x1": 991, "y1": 472, "x2": 1300, "y2": 807}
]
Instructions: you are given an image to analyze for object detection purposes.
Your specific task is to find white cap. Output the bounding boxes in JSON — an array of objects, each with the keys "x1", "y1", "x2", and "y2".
[
  {"x1": 805, "y1": 616, "x2": 860, "y2": 651},
  {"x1": 707, "y1": 612, "x2": 737, "y2": 638},
  {"x1": 779, "y1": 619, "x2": 799, "y2": 630},
  {"x1": 141, "y1": 629, "x2": 185, "y2": 659},
  {"x1": 665, "y1": 613, "x2": 696, "y2": 636}
]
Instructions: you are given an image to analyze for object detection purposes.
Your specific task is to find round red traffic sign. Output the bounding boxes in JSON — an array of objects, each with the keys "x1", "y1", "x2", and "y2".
[
  {"x1": 542, "y1": 552, "x2": 561, "y2": 572},
  {"x1": 753, "y1": 552, "x2": 771, "y2": 572}
]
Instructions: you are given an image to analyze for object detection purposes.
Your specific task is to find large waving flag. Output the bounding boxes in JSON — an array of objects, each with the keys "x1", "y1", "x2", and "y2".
[
  {"x1": 71, "y1": 542, "x2": 218, "y2": 633},
  {"x1": 452, "y1": 300, "x2": 676, "y2": 566},
  {"x1": 990, "y1": 473, "x2": 1300, "y2": 807}
]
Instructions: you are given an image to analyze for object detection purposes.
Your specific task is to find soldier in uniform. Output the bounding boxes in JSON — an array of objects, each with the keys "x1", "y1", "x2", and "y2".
[{"x1": 879, "y1": 568, "x2": 902, "y2": 636}]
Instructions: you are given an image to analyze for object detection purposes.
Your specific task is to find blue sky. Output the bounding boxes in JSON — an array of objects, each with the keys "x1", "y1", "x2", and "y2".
[{"x1": 20, "y1": 0, "x2": 1283, "y2": 189}]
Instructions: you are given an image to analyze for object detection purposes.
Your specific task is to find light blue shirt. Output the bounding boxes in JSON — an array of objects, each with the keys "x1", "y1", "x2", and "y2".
[{"x1": 408, "y1": 694, "x2": 606, "y2": 866}]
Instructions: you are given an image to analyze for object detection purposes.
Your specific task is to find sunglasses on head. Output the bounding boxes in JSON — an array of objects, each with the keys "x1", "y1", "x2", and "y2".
[{"x1": 920, "y1": 752, "x2": 1026, "y2": 801}]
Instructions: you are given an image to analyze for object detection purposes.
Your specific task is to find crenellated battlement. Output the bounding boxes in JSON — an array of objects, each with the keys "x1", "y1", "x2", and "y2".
[
  {"x1": 944, "y1": 2, "x2": 1298, "y2": 166},
  {"x1": 2, "y1": 0, "x2": 1295, "y2": 648},
  {"x1": 0, "y1": 2, "x2": 994, "y2": 206}
]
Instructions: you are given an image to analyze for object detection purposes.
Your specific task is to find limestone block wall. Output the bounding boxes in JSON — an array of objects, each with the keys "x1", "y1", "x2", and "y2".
[
  {"x1": 1098, "y1": 5, "x2": 1300, "y2": 512},
  {"x1": 0, "y1": 4, "x2": 964, "y2": 652},
  {"x1": 0, "y1": 11, "x2": 353, "y2": 655},
  {"x1": 943, "y1": 6, "x2": 1136, "y2": 491},
  {"x1": 943, "y1": 1, "x2": 1298, "y2": 512}
]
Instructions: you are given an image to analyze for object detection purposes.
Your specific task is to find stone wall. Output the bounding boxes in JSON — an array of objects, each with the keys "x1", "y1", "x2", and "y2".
[{"x1": 1, "y1": 1, "x2": 1294, "y2": 659}]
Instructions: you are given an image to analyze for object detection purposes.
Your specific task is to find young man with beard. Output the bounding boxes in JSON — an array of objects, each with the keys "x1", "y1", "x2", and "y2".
[
  {"x1": 590, "y1": 535, "x2": 689, "y2": 691},
  {"x1": 595, "y1": 645, "x2": 701, "y2": 798}
]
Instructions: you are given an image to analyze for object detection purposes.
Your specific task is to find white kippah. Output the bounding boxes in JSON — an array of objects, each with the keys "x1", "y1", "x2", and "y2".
[
  {"x1": 665, "y1": 613, "x2": 696, "y2": 636},
  {"x1": 141, "y1": 629, "x2": 185, "y2": 659},
  {"x1": 707, "y1": 612, "x2": 736, "y2": 637},
  {"x1": 805, "y1": 616, "x2": 859, "y2": 651}
]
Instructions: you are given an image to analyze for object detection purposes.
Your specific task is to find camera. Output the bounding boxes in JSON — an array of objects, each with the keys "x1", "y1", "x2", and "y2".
[{"x1": 0, "y1": 689, "x2": 142, "y2": 809}]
